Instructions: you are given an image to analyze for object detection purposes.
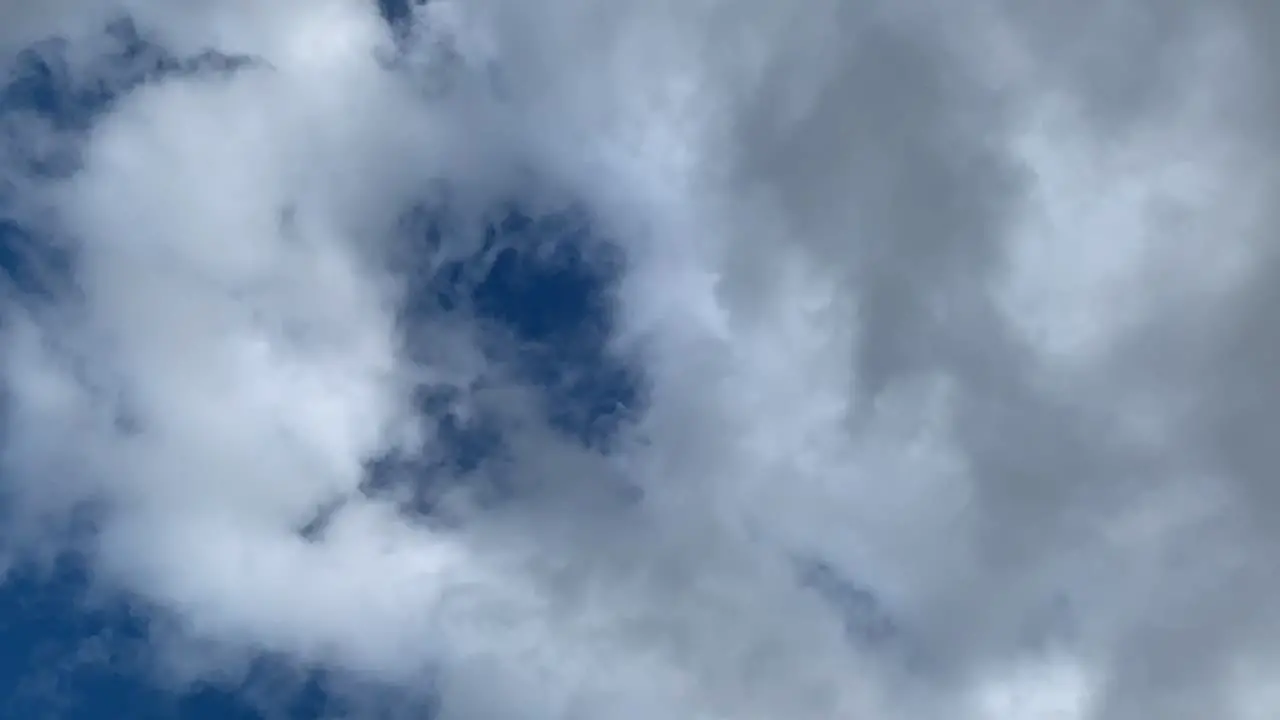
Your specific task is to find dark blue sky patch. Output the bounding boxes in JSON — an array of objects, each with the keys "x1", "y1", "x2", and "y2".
[
  {"x1": 0, "y1": 215, "x2": 74, "y2": 302},
  {"x1": 359, "y1": 412, "x2": 507, "y2": 527},
  {"x1": 457, "y1": 203, "x2": 639, "y2": 446},
  {"x1": 365, "y1": 197, "x2": 643, "y2": 525},
  {"x1": 376, "y1": 0, "x2": 419, "y2": 32},
  {"x1": 3, "y1": 40, "x2": 121, "y2": 135},
  {"x1": 0, "y1": 19, "x2": 255, "y2": 179},
  {"x1": 472, "y1": 225, "x2": 637, "y2": 444},
  {"x1": 0, "y1": 556, "x2": 258, "y2": 720},
  {"x1": 0, "y1": 554, "x2": 422, "y2": 719}
]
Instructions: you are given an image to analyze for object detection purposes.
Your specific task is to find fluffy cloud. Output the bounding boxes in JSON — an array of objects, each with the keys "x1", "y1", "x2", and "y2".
[{"x1": 1, "y1": 0, "x2": 1278, "y2": 718}]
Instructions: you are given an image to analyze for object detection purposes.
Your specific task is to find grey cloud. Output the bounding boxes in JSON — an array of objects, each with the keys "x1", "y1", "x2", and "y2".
[
  {"x1": 2, "y1": 1, "x2": 1280, "y2": 719},
  {"x1": 704, "y1": 0, "x2": 1280, "y2": 715}
]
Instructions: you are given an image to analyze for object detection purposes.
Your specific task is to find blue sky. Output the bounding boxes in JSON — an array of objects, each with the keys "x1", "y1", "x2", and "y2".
[
  {"x1": 0, "y1": 20, "x2": 596, "y2": 719},
  {"x1": 2, "y1": 2, "x2": 1280, "y2": 719},
  {"x1": 0, "y1": 19, "x2": 634, "y2": 717}
]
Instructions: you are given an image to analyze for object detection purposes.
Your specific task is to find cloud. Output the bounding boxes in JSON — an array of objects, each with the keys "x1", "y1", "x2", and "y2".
[{"x1": 1, "y1": 0, "x2": 1278, "y2": 718}]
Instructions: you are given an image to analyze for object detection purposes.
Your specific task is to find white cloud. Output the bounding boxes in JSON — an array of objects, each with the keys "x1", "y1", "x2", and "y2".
[{"x1": 1, "y1": 0, "x2": 1279, "y2": 718}]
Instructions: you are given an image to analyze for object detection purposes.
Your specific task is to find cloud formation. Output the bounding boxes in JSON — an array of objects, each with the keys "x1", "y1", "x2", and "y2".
[{"x1": 1, "y1": 1, "x2": 1278, "y2": 718}]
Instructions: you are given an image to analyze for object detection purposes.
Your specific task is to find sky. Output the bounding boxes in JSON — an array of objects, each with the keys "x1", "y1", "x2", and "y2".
[{"x1": 1, "y1": 1, "x2": 1280, "y2": 718}]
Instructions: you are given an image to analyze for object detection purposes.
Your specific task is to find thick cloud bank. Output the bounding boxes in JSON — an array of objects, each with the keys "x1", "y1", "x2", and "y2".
[{"x1": 2, "y1": 1, "x2": 1279, "y2": 718}]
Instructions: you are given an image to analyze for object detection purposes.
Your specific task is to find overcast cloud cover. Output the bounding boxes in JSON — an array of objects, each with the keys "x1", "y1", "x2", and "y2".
[{"x1": 0, "y1": 0, "x2": 1278, "y2": 717}]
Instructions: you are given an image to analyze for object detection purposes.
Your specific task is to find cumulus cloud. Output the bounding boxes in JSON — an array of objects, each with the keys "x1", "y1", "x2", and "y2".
[{"x1": 1, "y1": 0, "x2": 1278, "y2": 718}]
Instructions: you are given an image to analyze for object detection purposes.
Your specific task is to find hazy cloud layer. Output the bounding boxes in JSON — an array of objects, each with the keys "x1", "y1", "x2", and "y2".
[{"x1": 1, "y1": 1, "x2": 1278, "y2": 718}]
